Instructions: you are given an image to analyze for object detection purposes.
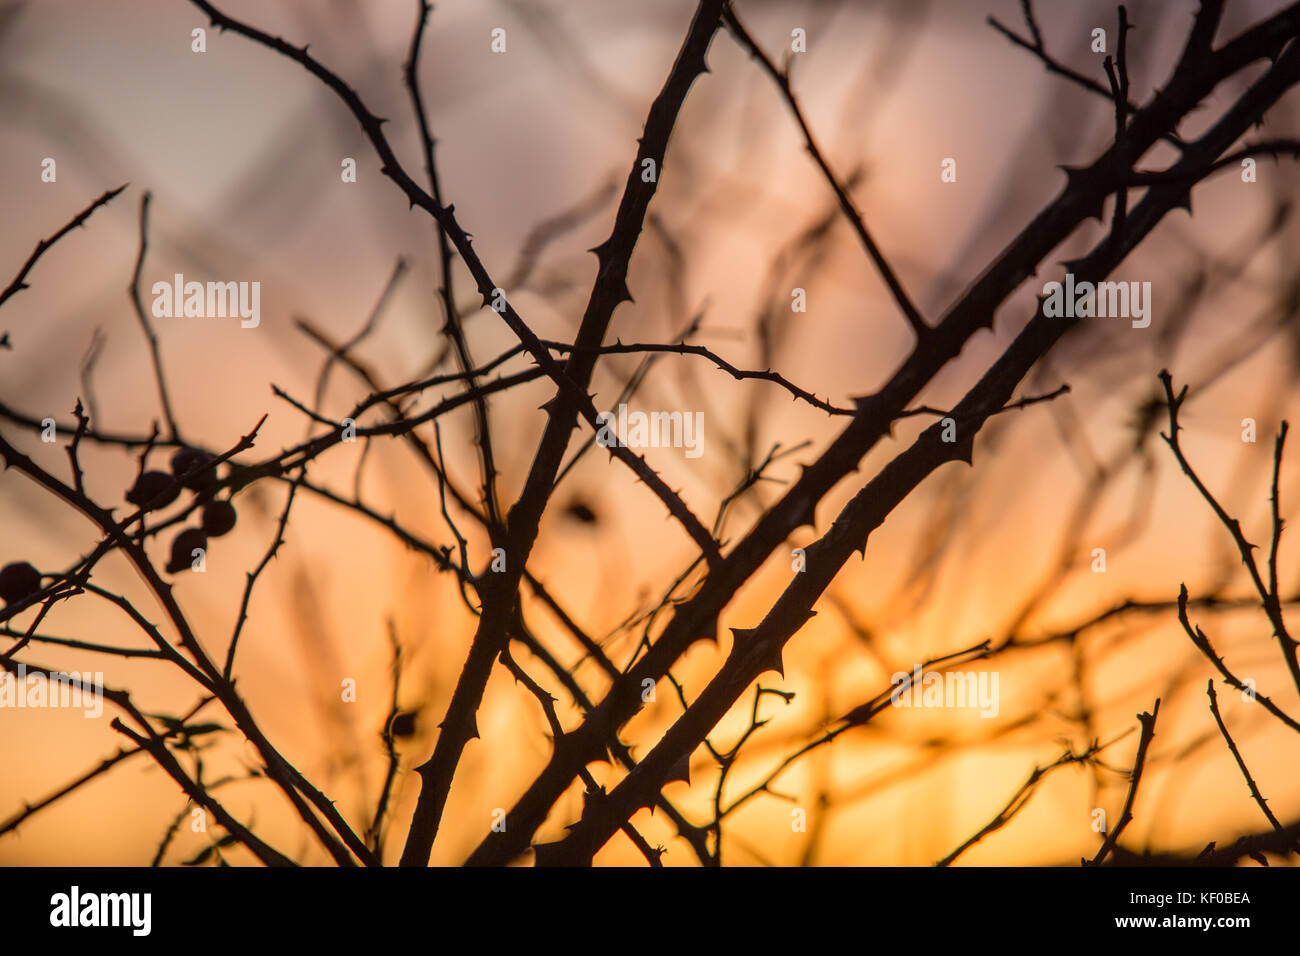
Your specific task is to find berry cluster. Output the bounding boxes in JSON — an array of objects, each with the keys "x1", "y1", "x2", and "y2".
[
  {"x1": 127, "y1": 447, "x2": 239, "y2": 574},
  {"x1": 2, "y1": 447, "x2": 245, "y2": 607}
]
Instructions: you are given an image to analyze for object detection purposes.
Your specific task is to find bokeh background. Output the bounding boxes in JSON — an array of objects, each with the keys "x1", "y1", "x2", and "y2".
[{"x1": 2, "y1": 0, "x2": 1300, "y2": 865}]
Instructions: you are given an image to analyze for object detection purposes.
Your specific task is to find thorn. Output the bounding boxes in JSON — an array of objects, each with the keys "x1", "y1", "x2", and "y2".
[
  {"x1": 665, "y1": 751, "x2": 691, "y2": 786},
  {"x1": 589, "y1": 240, "x2": 613, "y2": 267},
  {"x1": 731, "y1": 626, "x2": 788, "y2": 677}
]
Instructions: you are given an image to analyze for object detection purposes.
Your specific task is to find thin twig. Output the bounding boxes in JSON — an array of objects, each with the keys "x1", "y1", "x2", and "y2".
[
  {"x1": 1205, "y1": 679, "x2": 1294, "y2": 848},
  {"x1": 937, "y1": 737, "x2": 1120, "y2": 867},
  {"x1": 405, "y1": 0, "x2": 504, "y2": 535},
  {"x1": 224, "y1": 467, "x2": 306, "y2": 679},
  {"x1": 1160, "y1": 370, "x2": 1300, "y2": 697},
  {"x1": 128, "y1": 192, "x2": 182, "y2": 442},
  {"x1": 723, "y1": 3, "x2": 928, "y2": 339},
  {"x1": 367, "y1": 618, "x2": 405, "y2": 855},
  {"x1": 1087, "y1": 699, "x2": 1160, "y2": 866},
  {"x1": 0, "y1": 185, "x2": 127, "y2": 312}
]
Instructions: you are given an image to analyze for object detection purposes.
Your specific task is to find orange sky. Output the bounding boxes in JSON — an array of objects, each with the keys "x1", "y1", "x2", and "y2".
[{"x1": 2, "y1": 0, "x2": 1300, "y2": 866}]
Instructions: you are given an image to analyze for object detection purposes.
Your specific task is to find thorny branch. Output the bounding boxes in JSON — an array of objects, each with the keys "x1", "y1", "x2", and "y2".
[{"x1": 5, "y1": 0, "x2": 1300, "y2": 869}]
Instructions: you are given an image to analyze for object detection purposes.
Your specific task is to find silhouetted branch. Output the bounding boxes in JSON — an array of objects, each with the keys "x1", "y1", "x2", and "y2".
[
  {"x1": 399, "y1": 0, "x2": 729, "y2": 867},
  {"x1": 405, "y1": 0, "x2": 504, "y2": 535},
  {"x1": 1177, "y1": 585, "x2": 1300, "y2": 733},
  {"x1": 224, "y1": 467, "x2": 306, "y2": 679},
  {"x1": 937, "y1": 737, "x2": 1119, "y2": 867},
  {"x1": 367, "y1": 619, "x2": 406, "y2": 855},
  {"x1": 1205, "y1": 679, "x2": 1296, "y2": 851},
  {"x1": 0, "y1": 745, "x2": 145, "y2": 838},
  {"x1": 469, "y1": 14, "x2": 1300, "y2": 866},
  {"x1": 723, "y1": 3, "x2": 928, "y2": 339},
  {"x1": 128, "y1": 192, "x2": 182, "y2": 442},
  {"x1": 0, "y1": 185, "x2": 126, "y2": 313},
  {"x1": 1160, "y1": 370, "x2": 1300, "y2": 696},
  {"x1": 1086, "y1": 699, "x2": 1160, "y2": 866},
  {"x1": 187, "y1": 0, "x2": 722, "y2": 564}
]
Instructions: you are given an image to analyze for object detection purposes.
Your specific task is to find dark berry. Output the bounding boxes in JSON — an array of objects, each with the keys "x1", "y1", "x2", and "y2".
[
  {"x1": 389, "y1": 711, "x2": 417, "y2": 738},
  {"x1": 564, "y1": 500, "x2": 598, "y2": 524},
  {"x1": 166, "y1": 528, "x2": 208, "y2": 574},
  {"x1": 0, "y1": 561, "x2": 41, "y2": 606},
  {"x1": 170, "y1": 447, "x2": 218, "y2": 492},
  {"x1": 202, "y1": 499, "x2": 238, "y2": 537},
  {"x1": 126, "y1": 470, "x2": 180, "y2": 510}
]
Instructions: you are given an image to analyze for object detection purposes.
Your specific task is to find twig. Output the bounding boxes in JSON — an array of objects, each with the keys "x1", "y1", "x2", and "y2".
[
  {"x1": 128, "y1": 192, "x2": 183, "y2": 442},
  {"x1": 986, "y1": 5, "x2": 1171, "y2": 142},
  {"x1": 405, "y1": 0, "x2": 504, "y2": 535},
  {"x1": 1177, "y1": 585, "x2": 1300, "y2": 733},
  {"x1": 553, "y1": 339, "x2": 852, "y2": 416},
  {"x1": 464, "y1": 14, "x2": 1300, "y2": 865},
  {"x1": 1205, "y1": 679, "x2": 1294, "y2": 848},
  {"x1": 1159, "y1": 370, "x2": 1300, "y2": 696},
  {"x1": 937, "y1": 737, "x2": 1118, "y2": 866},
  {"x1": 1087, "y1": 699, "x2": 1160, "y2": 866},
  {"x1": 1102, "y1": 5, "x2": 1131, "y2": 244},
  {"x1": 0, "y1": 746, "x2": 145, "y2": 838},
  {"x1": 499, "y1": 644, "x2": 665, "y2": 867},
  {"x1": 723, "y1": 3, "x2": 928, "y2": 339},
  {"x1": 0, "y1": 185, "x2": 127, "y2": 312},
  {"x1": 224, "y1": 467, "x2": 306, "y2": 679},
  {"x1": 64, "y1": 399, "x2": 90, "y2": 497},
  {"x1": 308, "y1": 258, "x2": 408, "y2": 428},
  {"x1": 398, "y1": 0, "x2": 729, "y2": 867},
  {"x1": 187, "y1": 0, "x2": 721, "y2": 563},
  {"x1": 367, "y1": 619, "x2": 405, "y2": 855},
  {"x1": 78, "y1": 326, "x2": 107, "y2": 426},
  {"x1": 0, "y1": 420, "x2": 381, "y2": 867}
]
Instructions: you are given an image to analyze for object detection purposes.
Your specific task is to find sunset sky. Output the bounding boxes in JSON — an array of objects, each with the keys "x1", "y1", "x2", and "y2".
[{"x1": 2, "y1": 0, "x2": 1299, "y2": 867}]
